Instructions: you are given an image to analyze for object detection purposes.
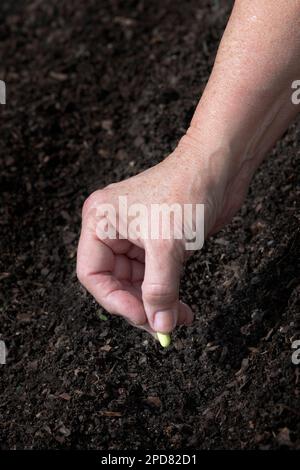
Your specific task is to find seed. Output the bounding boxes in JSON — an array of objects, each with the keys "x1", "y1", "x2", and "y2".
[{"x1": 157, "y1": 333, "x2": 171, "y2": 348}]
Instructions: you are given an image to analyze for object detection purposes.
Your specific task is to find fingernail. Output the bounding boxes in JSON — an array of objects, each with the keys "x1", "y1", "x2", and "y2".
[{"x1": 154, "y1": 310, "x2": 175, "y2": 333}]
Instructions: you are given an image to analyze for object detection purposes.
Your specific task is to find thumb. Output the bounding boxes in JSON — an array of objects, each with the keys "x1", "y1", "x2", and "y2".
[{"x1": 142, "y1": 241, "x2": 183, "y2": 333}]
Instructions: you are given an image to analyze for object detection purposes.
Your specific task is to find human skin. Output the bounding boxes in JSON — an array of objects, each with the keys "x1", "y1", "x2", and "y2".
[{"x1": 77, "y1": 0, "x2": 300, "y2": 337}]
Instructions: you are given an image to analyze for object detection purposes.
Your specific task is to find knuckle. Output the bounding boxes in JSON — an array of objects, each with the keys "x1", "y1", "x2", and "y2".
[
  {"x1": 82, "y1": 188, "x2": 111, "y2": 218},
  {"x1": 82, "y1": 191, "x2": 99, "y2": 217},
  {"x1": 105, "y1": 182, "x2": 118, "y2": 191},
  {"x1": 149, "y1": 238, "x2": 184, "y2": 256},
  {"x1": 142, "y1": 282, "x2": 176, "y2": 305},
  {"x1": 147, "y1": 238, "x2": 174, "y2": 256}
]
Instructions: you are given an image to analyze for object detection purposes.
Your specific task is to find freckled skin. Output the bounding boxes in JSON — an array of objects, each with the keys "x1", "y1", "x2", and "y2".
[{"x1": 77, "y1": 0, "x2": 300, "y2": 338}]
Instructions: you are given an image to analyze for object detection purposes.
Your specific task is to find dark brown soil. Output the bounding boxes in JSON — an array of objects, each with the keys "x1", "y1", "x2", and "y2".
[{"x1": 0, "y1": 0, "x2": 299, "y2": 450}]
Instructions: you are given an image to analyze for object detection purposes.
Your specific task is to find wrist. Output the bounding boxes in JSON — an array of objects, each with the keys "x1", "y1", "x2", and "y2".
[
  {"x1": 176, "y1": 125, "x2": 243, "y2": 197},
  {"x1": 181, "y1": 78, "x2": 297, "y2": 179},
  {"x1": 172, "y1": 125, "x2": 256, "y2": 234}
]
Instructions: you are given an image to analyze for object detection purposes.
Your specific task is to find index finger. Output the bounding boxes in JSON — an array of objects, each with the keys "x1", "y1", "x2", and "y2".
[{"x1": 76, "y1": 211, "x2": 147, "y2": 325}]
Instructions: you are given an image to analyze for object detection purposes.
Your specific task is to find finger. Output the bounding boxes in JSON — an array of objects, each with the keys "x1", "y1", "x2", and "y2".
[
  {"x1": 77, "y1": 215, "x2": 147, "y2": 325},
  {"x1": 178, "y1": 301, "x2": 194, "y2": 325},
  {"x1": 142, "y1": 241, "x2": 184, "y2": 333},
  {"x1": 129, "y1": 301, "x2": 193, "y2": 344}
]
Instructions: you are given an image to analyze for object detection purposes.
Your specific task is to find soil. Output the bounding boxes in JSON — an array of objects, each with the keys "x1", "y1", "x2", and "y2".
[{"x1": 0, "y1": 0, "x2": 299, "y2": 450}]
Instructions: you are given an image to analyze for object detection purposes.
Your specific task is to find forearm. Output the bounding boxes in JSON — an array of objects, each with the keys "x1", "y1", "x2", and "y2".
[{"x1": 178, "y1": 0, "x2": 300, "y2": 189}]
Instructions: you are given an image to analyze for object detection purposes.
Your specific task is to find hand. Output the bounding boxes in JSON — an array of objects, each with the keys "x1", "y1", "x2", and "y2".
[{"x1": 77, "y1": 142, "x2": 246, "y2": 337}]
